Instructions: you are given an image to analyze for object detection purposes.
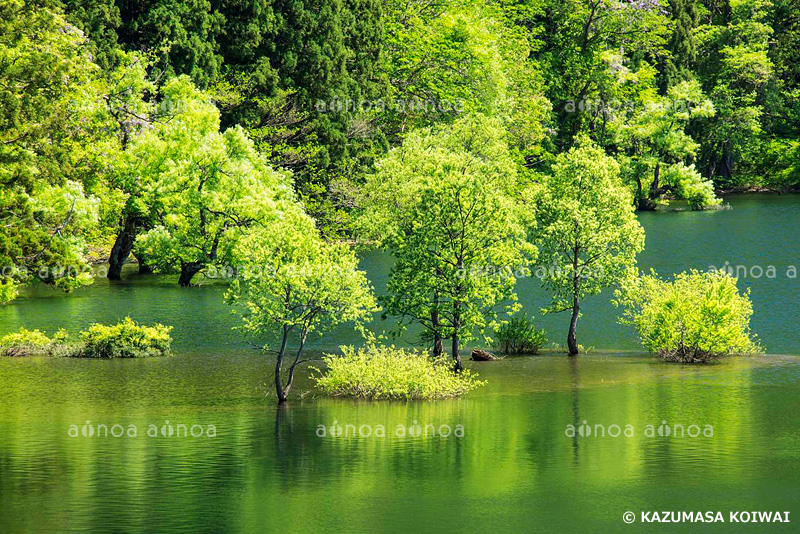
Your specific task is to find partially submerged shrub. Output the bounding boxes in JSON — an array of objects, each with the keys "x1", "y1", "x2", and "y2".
[
  {"x1": 666, "y1": 163, "x2": 721, "y2": 210},
  {"x1": 0, "y1": 320, "x2": 172, "y2": 358},
  {"x1": 312, "y1": 345, "x2": 485, "y2": 400},
  {"x1": 0, "y1": 327, "x2": 53, "y2": 357},
  {"x1": 494, "y1": 315, "x2": 546, "y2": 354},
  {"x1": 616, "y1": 270, "x2": 761, "y2": 363},
  {"x1": 75, "y1": 318, "x2": 173, "y2": 358}
]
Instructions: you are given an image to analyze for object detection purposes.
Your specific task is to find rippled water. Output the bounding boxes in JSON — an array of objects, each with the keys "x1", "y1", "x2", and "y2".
[
  {"x1": 1, "y1": 195, "x2": 799, "y2": 533},
  {"x1": 2, "y1": 195, "x2": 799, "y2": 354},
  {"x1": 1, "y1": 354, "x2": 798, "y2": 533}
]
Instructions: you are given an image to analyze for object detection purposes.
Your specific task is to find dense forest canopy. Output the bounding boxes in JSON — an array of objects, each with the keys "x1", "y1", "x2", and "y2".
[{"x1": 2, "y1": 0, "x2": 799, "y2": 305}]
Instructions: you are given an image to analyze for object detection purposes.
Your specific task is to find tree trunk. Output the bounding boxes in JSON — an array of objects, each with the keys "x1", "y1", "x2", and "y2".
[
  {"x1": 649, "y1": 161, "x2": 661, "y2": 199},
  {"x1": 452, "y1": 332, "x2": 462, "y2": 372},
  {"x1": 636, "y1": 162, "x2": 661, "y2": 211},
  {"x1": 721, "y1": 148, "x2": 733, "y2": 182},
  {"x1": 431, "y1": 293, "x2": 443, "y2": 357},
  {"x1": 136, "y1": 253, "x2": 153, "y2": 274},
  {"x1": 452, "y1": 261, "x2": 463, "y2": 371},
  {"x1": 178, "y1": 262, "x2": 204, "y2": 286},
  {"x1": 568, "y1": 244, "x2": 580, "y2": 356},
  {"x1": 452, "y1": 299, "x2": 462, "y2": 372},
  {"x1": 284, "y1": 330, "x2": 308, "y2": 401},
  {"x1": 107, "y1": 216, "x2": 137, "y2": 280},
  {"x1": 275, "y1": 326, "x2": 290, "y2": 404},
  {"x1": 568, "y1": 296, "x2": 580, "y2": 356},
  {"x1": 433, "y1": 330, "x2": 444, "y2": 357},
  {"x1": 637, "y1": 197, "x2": 658, "y2": 211}
]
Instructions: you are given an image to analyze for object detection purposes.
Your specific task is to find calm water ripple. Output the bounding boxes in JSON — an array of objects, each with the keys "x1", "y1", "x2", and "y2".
[{"x1": 2, "y1": 195, "x2": 800, "y2": 532}]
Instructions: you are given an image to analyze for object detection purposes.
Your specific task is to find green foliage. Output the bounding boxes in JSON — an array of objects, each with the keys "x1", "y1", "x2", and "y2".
[
  {"x1": 131, "y1": 77, "x2": 295, "y2": 284},
  {"x1": 55, "y1": 0, "x2": 123, "y2": 71},
  {"x1": 616, "y1": 269, "x2": 761, "y2": 362},
  {"x1": 494, "y1": 315, "x2": 546, "y2": 355},
  {"x1": 14, "y1": 0, "x2": 800, "y2": 249},
  {"x1": 535, "y1": 140, "x2": 645, "y2": 353},
  {"x1": 0, "y1": 320, "x2": 171, "y2": 358},
  {"x1": 526, "y1": 0, "x2": 671, "y2": 147},
  {"x1": 215, "y1": 0, "x2": 387, "y2": 238},
  {"x1": 661, "y1": 0, "x2": 700, "y2": 88},
  {"x1": 663, "y1": 163, "x2": 721, "y2": 209},
  {"x1": 537, "y1": 141, "x2": 645, "y2": 310},
  {"x1": 0, "y1": 328, "x2": 53, "y2": 357},
  {"x1": 313, "y1": 345, "x2": 485, "y2": 400},
  {"x1": 228, "y1": 222, "x2": 376, "y2": 346},
  {"x1": 0, "y1": 327, "x2": 72, "y2": 357},
  {"x1": 360, "y1": 114, "x2": 536, "y2": 364},
  {"x1": 613, "y1": 79, "x2": 719, "y2": 209},
  {"x1": 75, "y1": 317, "x2": 173, "y2": 358},
  {"x1": 747, "y1": 138, "x2": 800, "y2": 190},
  {"x1": 0, "y1": 1, "x2": 113, "y2": 299},
  {"x1": 0, "y1": 281, "x2": 18, "y2": 304},
  {"x1": 384, "y1": 0, "x2": 507, "y2": 129},
  {"x1": 226, "y1": 206, "x2": 376, "y2": 401},
  {"x1": 694, "y1": 0, "x2": 775, "y2": 184}
]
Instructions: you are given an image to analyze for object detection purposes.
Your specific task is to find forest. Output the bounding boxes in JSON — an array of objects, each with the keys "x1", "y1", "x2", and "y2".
[
  {"x1": 3, "y1": 4, "x2": 800, "y2": 531},
  {"x1": 0, "y1": 0, "x2": 792, "y2": 376}
]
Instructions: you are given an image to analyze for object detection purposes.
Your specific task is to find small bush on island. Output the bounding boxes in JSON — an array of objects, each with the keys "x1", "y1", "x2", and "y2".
[
  {"x1": 494, "y1": 315, "x2": 546, "y2": 354},
  {"x1": 0, "y1": 328, "x2": 54, "y2": 357},
  {"x1": 616, "y1": 270, "x2": 761, "y2": 363},
  {"x1": 75, "y1": 318, "x2": 173, "y2": 358},
  {"x1": 312, "y1": 345, "x2": 486, "y2": 400},
  {"x1": 1, "y1": 320, "x2": 173, "y2": 358}
]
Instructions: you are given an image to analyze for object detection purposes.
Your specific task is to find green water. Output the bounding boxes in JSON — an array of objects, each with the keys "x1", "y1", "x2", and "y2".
[
  {"x1": 1, "y1": 195, "x2": 800, "y2": 533},
  {"x1": 2, "y1": 195, "x2": 798, "y2": 354}
]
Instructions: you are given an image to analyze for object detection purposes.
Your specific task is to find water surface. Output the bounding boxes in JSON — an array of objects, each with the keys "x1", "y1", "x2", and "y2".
[
  {"x1": 1, "y1": 194, "x2": 799, "y2": 533},
  {"x1": 2, "y1": 194, "x2": 798, "y2": 353},
  {"x1": 1, "y1": 353, "x2": 798, "y2": 533}
]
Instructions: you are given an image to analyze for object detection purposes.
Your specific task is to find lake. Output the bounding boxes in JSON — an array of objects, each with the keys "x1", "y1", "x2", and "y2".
[{"x1": 1, "y1": 194, "x2": 799, "y2": 533}]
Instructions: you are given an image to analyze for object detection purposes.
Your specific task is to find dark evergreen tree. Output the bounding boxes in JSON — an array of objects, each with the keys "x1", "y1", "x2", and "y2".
[{"x1": 660, "y1": 0, "x2": 699, "y2": 91}]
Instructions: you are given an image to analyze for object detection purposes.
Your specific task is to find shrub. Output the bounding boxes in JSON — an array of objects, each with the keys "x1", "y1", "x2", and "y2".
[
  {"x1": 666, "y1": 163, "x2": 721, "y2": 210},
  {"x1": 0, "y1": 327, "x2": 53, "y2": 357},
  {"x1": 616, "y1": 270, "x2": 761, "y2": 363},
  {"x1": 312, "y1": 345, "x2": 485, "y2": 400},
  {"x1": 494, "y1": 315, "x2": 546, "y2": 354},
  {"x1": 75, "y1": 318, "x2": 173, "y2": 358}
]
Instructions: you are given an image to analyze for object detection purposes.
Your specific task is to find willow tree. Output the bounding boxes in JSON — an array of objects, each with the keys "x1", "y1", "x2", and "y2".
[
  {"x1": 536, "y1": 141, "x2": 644, "y2": 355},
  {"x1": 360, "y1": 114, "x2": 536, "y2": 370},
  {"x1": 226, "y1": 214, "x2": 375, "y2": 403}
]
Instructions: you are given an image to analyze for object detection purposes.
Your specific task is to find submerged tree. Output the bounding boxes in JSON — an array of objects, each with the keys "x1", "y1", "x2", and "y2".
[
  {"x1": 360, "y1": 114, "x2": 536, "y2": 369},
  {"x1": 226, "y1": 215, "x2": 375, "y2": 403},
  {"x1": 614, "y1": 80, "x2": 719, "y2": 210},
  {"x1": 131, "y1": 77, "x2": 294, "y2": 286},
  {"x1": 536, "y1": 141, "x2": 644, "y2": 355}
]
